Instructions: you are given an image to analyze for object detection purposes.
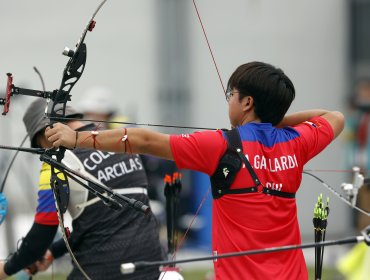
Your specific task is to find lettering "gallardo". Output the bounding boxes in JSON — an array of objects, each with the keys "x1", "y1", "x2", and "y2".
[{"x1": 246, "y1": 154, "x2": 298, "y2": 172}]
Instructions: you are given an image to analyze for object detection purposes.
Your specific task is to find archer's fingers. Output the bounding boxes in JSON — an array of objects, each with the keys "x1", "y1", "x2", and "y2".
[
  {"x1": 45, "y1": 122, "x2": 65, "y2": 136},
  {"x1": 50, "y1": 136, "x2": 70, "y2": 149},
  {"x1": 46, "y1": 132, "x2": 62, "y2": 147},
  {"x1": 45, "y1": 123, "x2": 73, "y2": 148},
  {"x1": 33, "y1": 249, "x2": 54, "y2": 272},
  {"x1": 35, "y1": 260, "x2": 51, "y2": 272},
  {"x1": 25, "y1": 263, "x2": 38, "y2": 275}
]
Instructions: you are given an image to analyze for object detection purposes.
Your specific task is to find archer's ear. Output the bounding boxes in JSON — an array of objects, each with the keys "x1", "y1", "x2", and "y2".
[{"x1": 242, "y1": 96, "x2": 254, "y2": 112}]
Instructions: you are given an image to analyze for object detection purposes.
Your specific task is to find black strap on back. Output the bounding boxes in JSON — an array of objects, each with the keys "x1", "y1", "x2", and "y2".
[
  {"x1": 226, "y1": 129, "x2": 261, "y2": 187},
  {"x1": 210, "y1": 129, "x2": 295, "y2": 199}
]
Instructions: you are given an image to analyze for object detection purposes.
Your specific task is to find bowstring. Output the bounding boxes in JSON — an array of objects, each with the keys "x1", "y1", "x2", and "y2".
[
  {"x1": 48, "y1": 116, "x2": 218, "y2": 131},
  {"x1": 192, "y1": 0, "x2": 226, "y2": 96},
  {"x1": 163, "y1": 0, "x2": 225, "y2": 270}
]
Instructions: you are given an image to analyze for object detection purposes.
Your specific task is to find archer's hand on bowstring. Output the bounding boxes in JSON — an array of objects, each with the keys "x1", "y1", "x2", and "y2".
[
  {"x1": 21, "y1": 250, "x2": 54, "y2": 277},
  {"x1": 23, "y1": 263, "x2": 38, "y2": 277},
  {"x1": 33, "y1": 249, "x2": 54, "y2": 272}
]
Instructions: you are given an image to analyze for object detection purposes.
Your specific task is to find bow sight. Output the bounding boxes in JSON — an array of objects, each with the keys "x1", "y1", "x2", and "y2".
[
  {"x1": 0, "y1": 72, "x2": 57, "y2": 116},
  {"x1": 0, "y1": 13, "x2": 97, "y2": 117}
]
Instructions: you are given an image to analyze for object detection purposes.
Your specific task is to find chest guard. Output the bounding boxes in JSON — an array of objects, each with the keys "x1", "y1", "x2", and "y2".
[
  {"x1": 62, "y1": 150, "x2": 110, "y2": 220},
  {"x1": 210, "y1": 129, "x2": 295, "y2": 199}
]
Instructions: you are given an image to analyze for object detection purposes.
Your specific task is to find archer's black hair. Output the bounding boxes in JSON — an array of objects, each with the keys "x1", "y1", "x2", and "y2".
[{"x1": 227, "y1": 61, "x2": 295, "y2": 125}]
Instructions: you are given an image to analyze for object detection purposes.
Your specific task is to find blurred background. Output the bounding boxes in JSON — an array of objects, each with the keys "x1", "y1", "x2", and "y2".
[{"x1": 0, "y1": 0, "x2": 369, "y2": 279}]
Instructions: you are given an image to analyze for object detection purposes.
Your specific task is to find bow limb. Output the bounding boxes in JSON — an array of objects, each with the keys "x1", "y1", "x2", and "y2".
[
  {"x1": 159, "y1": 0, "x2": 224, "y2": 266},
  {"x1": 192, "y1": 0, "x2": 226, "y2": 96},
  {"x1": 0, "y1": 136, "x2": 29, "y2": 194},
  {"x1": 44, "y1": 1, "x2": 108, "y2": 279}
]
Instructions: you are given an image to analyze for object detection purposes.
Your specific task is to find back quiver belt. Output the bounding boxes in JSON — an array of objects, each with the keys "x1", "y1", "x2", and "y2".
[{"x1": 210, "y1": 129, "x2": 295, "y2": 199}]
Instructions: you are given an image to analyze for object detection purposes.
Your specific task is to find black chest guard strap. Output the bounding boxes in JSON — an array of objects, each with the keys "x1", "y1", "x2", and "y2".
[{"x1": 210, "y1": 129, "x2": 295, "y2": 199}]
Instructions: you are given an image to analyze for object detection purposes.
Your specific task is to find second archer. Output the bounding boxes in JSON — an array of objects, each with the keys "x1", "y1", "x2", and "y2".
[{"x1": 0, "y1": 98, "x2": 164, "y2": 280}]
